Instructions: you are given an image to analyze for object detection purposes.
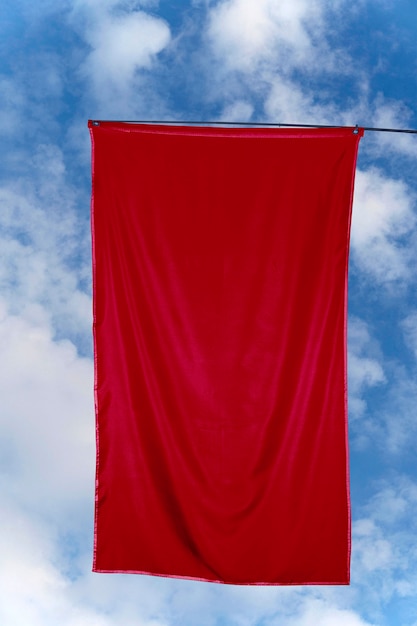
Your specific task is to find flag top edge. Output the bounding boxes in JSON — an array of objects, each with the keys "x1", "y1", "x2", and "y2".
[{"x1": 88, "y1": 120, "x2": 364, "y2": 139}]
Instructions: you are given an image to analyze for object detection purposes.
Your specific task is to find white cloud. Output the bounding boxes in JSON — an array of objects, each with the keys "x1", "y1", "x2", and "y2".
[
  {"x1": 0, "y1": 501, "x2": 131, "y2": 626},
  {"x1": 350, "y1": 475, "x2": 417, "y2": 615},
  {"x1": 377, "y1": 371, "x2": 417, "y2": 455},
  {"x1": 353, "y1": 519, "x2": 394, "y2": 572},
  {"x1": 206, "y1": 0, "x2": 330, "y2": 74},
  {"x1": 401, "y1": 312, "x2": 417, "y2": 361},
  {"x1": 67, "y1": 1, "x2": 173, "y2": 116},
  {"x1": 0, "y1": 503, "x2": 70, "y2": 626},
  {"x1": 350, "y1": 168, "x2": 416, "y2": 283},
  {"x1": 219, "y1": 100, "x2": 254, "y2": 122},
  {"x1": 0, "y1": 139, "x2": 94, "y2": 521},
  {"x1": 349, "y1": 356, "x2": 417, "y2": 456},
  {"x1": 369, "y1": 95, "x2": 417, "y2": 158},
  {"x1": 347, "y1": 318, "x2": 417, "y2": 456},
  {"x1": 0, "y1": 142, "x2": 92, "y2": 343},
  {"x1": 264, "y1": 77, "x2": 341, "y2": 124},
  {"x1": 80, "y1": 10, "x2": 171, "y2": 99},
  {"x1": 366, "y1": 478, "x2": 417, "y2": 527},
  {"x1": 0, "y1": 303, "x2": 94, "y2": 518},
  {"x1": 348, "y1": 318, "x2": 385, "y2": 419},
  {"x1": 284, "y1": 599, "x2": 376, "y2": 626},
  {"x1": 87, "y1": 12, "x2": 170, "y2": 79}
]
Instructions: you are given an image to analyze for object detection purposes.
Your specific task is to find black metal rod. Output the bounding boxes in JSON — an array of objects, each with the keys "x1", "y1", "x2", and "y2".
[{"x1": 90, "y1": 120, "x2": 417, "y2": 134}]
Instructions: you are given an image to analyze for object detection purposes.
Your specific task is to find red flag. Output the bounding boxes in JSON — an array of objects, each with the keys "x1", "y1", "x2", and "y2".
[{"x1": 89, "y1": 122, "x2": 362, "y2": 584}]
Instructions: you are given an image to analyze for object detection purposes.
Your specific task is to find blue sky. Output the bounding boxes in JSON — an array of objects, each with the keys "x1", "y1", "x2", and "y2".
[{"x1": 1, "y1": 0, "x2": 417, "y2": 624}]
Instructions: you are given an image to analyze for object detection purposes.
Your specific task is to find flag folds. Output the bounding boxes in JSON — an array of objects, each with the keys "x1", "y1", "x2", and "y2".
[{"x1": 89, "y1": 121, "x2": 362, "y2": 585}]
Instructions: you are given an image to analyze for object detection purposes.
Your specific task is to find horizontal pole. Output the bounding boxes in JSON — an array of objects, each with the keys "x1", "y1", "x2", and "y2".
[{"x1": 90, "y1": 120, "x2": 417, "y2": 135}]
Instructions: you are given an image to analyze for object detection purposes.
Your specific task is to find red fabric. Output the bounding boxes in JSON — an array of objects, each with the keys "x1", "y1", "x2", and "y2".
[{"x1": 89, "y1": 121, "x2": 362, "y2": 585}]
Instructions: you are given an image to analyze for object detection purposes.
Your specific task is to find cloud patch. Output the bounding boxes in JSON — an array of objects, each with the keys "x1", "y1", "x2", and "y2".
[
  {"x1": 206, "y1": 0, "x2": 330, "y2": 74},
  {"x1": 351, "y1": 168, "x2": 416, "y2": 283},
  {"x1": 81, "y1": 10, "x2": 171, "y2": 99},
  {"x1": 0, "y1": 145, "x2": 92, "y2": 345},
  {"x1": 0, "y1": 302, "x2": 94, "y2": 518},
  {"x1": 401, "y1": 312, "x2": 417, "y2": 361},
  {"x1": 348, "y1": 317, "x2": 385, "y2": 420}
]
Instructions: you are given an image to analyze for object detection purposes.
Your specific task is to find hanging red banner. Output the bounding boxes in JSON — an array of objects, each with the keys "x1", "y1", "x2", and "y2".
[{"x1": 89, "y1": 121, "x2": 362, "y2": 584}]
